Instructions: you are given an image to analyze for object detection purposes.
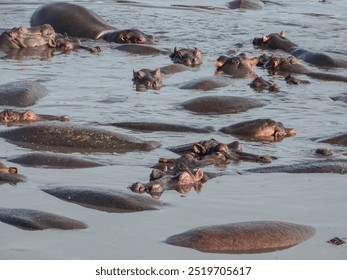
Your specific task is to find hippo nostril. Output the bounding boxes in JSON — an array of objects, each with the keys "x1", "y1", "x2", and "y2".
[{"x1": 47, "y1": 38, "x2": 57, "y2": 48}]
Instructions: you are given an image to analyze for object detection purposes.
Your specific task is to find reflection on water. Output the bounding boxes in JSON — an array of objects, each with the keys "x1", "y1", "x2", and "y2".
[{"x1": 0, "y1": 0, "x2": 346, "y2": 259}]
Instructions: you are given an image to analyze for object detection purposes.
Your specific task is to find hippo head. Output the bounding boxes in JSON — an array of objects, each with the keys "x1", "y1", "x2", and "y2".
[
  {"x1": 252, "y1": 31, "x2": 296, "y2": 51},
  {"x1": 257, "y1": 120, "x2": 296, "y2": 140},
  {"x1": 170, "y1": 47, "x2": 202, "y2": 67},
  {"x1": 0, "y1": 24, "x2": 56, "y2": 50},
  {"x1": 133, "y1": 68, "x2": 163, "y2": 91},
  {"x1": 264, "y1": 55, "x2": 308, "y2": 74},
  {"x1": 0, "y1": 109, "x2": 38, "y2": 123},
  {"x1": 106, "y1": 29, "x2": 154, "y2": 44},
  {"x1": 0, "y1": 162, "x2": 18, "y2": 174},
  {"x1": 215, "y1": 53, "x2": 259, "y2": 77}
]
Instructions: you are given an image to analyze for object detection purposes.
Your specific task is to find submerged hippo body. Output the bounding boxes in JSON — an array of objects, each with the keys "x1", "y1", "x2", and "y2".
[
  {"x1": 0, "y1": 24, "x2": 55, "y2": 52},
  {"x1": 30, "y1": 2, "x2": 154, "y2": 44},
  {"x1": 0, "y1": 81, "x2": 47, "y2": 107},
  {"x1": 181, "y1": 96, "x2": 265, "y2": 115},
  {"x1": 227, "y1": 0, "x2": 265, "y2": 10},
  {"x1": 109, "y1": 121, "x2": 214, "y2": 133},
  {"x1": 318, "y1": 133, "x2": 347, "y2": 147},
  {"x1": 0, "y1": 124, "x2": 161, "y2": 153},
  {"x1": 166, "y1": 221, "x2": 315, "y2": 253},
  {"x1": 41, "y1": 186, "x2": 163, "y2": 212},
  {"x1": 219, "y1": 119, "x2": 296, "y2": 141},
  {"x1": 8, "y1": 153, "x2": 105, "y2": 169},
  {"x1": 0, "y1": 208, "x2": 87, "y2": 230},
  {"x1": 253, "y1": 32, "x2": 347, "y2": 68},
  {"x1": 246, "y1": 159, "x2": 347, "y2": 174}
]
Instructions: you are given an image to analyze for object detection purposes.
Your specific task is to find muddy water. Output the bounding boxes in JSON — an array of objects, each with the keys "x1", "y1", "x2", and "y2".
[{"x1": 0, "y1": 0, "x2": 346, "y2": 259}]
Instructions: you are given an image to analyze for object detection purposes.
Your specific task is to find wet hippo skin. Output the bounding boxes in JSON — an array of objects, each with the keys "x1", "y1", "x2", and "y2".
[
  {"x1": 181, "y1": 96, "x2": 265, "y2": 114},
  {"x1": 0, "y1": 81, "x2": 47, "y2": 107},
  {"x1": 8, "y1": 153, "x2": 105, "y2": 169},
  {"x1": 0, "y1": 124, "x2": 161, "y2": 153},
  {"x1": 166, "y1": 221, "x2": 315, "y2": 253},
  {"x1": 0, "y1": 208, "x2": 87, "y2": 230},
  {"x1": 41, "y1": 186, "x2": 163, "y2": 213},
  {"x1": 30, "y1": 2, "x2": 154, "y2": 44},
  {"x1": 246, "y1": 159, "x2": 347, "y2": 174}
]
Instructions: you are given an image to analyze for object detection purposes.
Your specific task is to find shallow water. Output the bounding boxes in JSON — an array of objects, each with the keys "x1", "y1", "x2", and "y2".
[{"x1": 0, "y1": 0, "x2": 346, "y2": 259}]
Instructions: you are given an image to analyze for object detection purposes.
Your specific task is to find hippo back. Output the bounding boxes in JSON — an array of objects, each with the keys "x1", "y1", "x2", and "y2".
[{"x1": 30, "y1": 2, "x2": 115, "y2": 39}]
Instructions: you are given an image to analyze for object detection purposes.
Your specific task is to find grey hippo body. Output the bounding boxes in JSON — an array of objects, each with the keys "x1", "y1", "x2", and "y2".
[
  {"x1": 109, "y1": 121, "x2": 214, "y2": 133},
  {"x1": 246, "y1": 159, "x2": 347, "y2": 174},
  {"x1": 30, "y1": 2, "x2": 154, "y2": 44},
  {"x1": 318, "y1": 133, "x2": 347, "y2": 147},
  {"x1": 166, "y1": 221, "x2": 315, "y2": 253},
  {"x1": 0, "y1": 208, "x2": 87, "y2": 230},
  {"x1": 0, "y1": 124, "x2": 161, "y2": 153},
  {"x1": 8, "y1": 153, "x2": 105, "y2": 169},
  {"x1": 181, "y1": 95, "x2": 265, "y2": 114},
  {"x1": 0, "y1": 81, "x2": 47, "y2": 107},
  {"x1": 41, "y1": 186, "x2": 163, "y2": 212}
]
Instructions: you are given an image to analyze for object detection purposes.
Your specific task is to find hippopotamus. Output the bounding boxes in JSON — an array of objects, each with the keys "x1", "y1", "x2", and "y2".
[
  {"x1": 180, "y1": 95, "x2": 265, "y2": 115},
  {"x1": 8, "y1": 153, "x2": 105, "y2": 169},
  {"x1": 0, "y1": 208, "x2": 87, "y2": 230},
  {"x1": 253, "y1": 31, "x2": 347, "y2": 68},
  {"x1": 318, "y1": 133, "x2": 347, "y2": 146},
  {"x1": 162, "y1": 139, "x2": 276, "y2": 170},
  {"x1": 166, "y1": 221, "x2": 315, "y2": 253},
  {"x1": 0, "y1": 124, "x2": 161, "y2": 153},
  {"x1": 108, "y1": 121, "x2": 214, "y2": 133},
  {"x1": 178, "y1": 76, "x2": 233, "y2": 91},
  {"x1": 0, "y1": 24, "x2": 55, "y2": 52},
  {"x1": 285, "y1": 74, "x2": 310, "y2": 85},
  {"x1": 132, "y1": 68, "x2": 163, "y2": 91},
  {"x1": 30, "y1": 2, "x2": 154, "y2": 44},
  {"x1": 170, "y1": 47, "x2": 202, "y2": 67},
  {"x1": 249, "y1": 76, "x2": 279, "y2": 92},
  {"x1": 246, "y1": 159, "x2": 347, "y2": 174},
  {"x1": 263, "y1": 55, "x2": 347, "y2": 83},
  {"x1": 41, "y1": 186, "x2": 163, "y2": 212},
  {"x1": 219, "y1": 119, "x2": 296, "y2": 141},
  {"x1": 0, "y1": 162, "x2": 26, "y2": 185},
  {"x1": 227, "y1": 0, "x2": 265, "y2": 10},
  {"x1": 129, "y1": 168, "x2": 204, "y2": 199},
  {"x1": 330, "y1": 95, "x2": 347, "y2": 103},
  {"x1": 315, "y1": 148, "x2": 333, "y2": 157},
  {"x1": 0, "y1": 80, "x2": 47, "y2": 107},
  {"x1": 0, "y1": 109, "x2": 69, "y2": 124},
  {"x1": 215, "y1": 53, "x2": 259, "y2": 78}
]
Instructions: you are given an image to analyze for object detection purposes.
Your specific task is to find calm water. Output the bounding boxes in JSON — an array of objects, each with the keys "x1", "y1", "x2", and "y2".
[{"x1": 0, "y1": 0, "x2": 346, "y2": 259}]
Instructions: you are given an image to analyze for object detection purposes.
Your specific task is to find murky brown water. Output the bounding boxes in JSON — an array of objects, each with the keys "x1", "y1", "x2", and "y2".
[{"x1": 0, "y1": 0, "x2": 346, "y2": 259}]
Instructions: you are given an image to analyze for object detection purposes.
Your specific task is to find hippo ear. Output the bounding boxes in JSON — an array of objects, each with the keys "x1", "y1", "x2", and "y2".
[
  {"x1": 262, "y1": 35, "x2": 269, "y2": 42},
  {"x1": 194, "y1": 168, "x2": 204, "y2": 182},
  {"x1": 193, "y1": 48, "x2": 202, "y2": 59},
  {"x1": 279, "y1": 30, "x2": 285, "y2": 37},
  {"x1": 153, "y1": 68, "x2": 161, "y2": 78},
  {"x1": 170, "y1": 47, "x2": 177, "y2": 58}
]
